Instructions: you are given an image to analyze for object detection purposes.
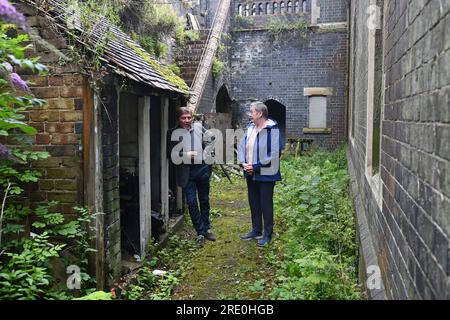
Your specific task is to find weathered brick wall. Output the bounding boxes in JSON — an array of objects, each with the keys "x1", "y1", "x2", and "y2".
[
  {"x1": 348, "y1": 0, "x2": 450, "y2": 299},
  {"x1": 18, "y1": 3, "x2": 122, "y2": 286},
  {"x1": 229, "y1": 7, "x2": 348, "y2": 149},
  {"x1": 16, "y1": 3, "x2": 84, "y2": 216},
  {"x1": 317, "y1": 0, "x2": 348, "y2": 23}
]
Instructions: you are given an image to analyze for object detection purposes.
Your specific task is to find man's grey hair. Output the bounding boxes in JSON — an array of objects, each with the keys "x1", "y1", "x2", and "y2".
[
  {"x1": 250, "y1": 101, "x2": 268, "y2": 119},
  {"x1": 176, "y1": 106, "x2": 192, "y2": 119}
]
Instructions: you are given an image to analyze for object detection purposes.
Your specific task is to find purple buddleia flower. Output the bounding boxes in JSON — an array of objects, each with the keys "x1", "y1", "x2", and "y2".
[
  {"x1": 0, "y1": 0, "x2": 26, "y2": 28},
  {"x1": 0, "y1": 143, "x2": 9, "y2": 158},
  {"x1": 10, "y1": 72, "x2": 30, "y2": 92}
]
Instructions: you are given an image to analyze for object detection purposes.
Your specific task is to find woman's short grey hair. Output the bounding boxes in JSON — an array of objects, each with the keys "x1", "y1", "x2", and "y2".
[{"x1": 250, "y1": 101, "x2": 268, "y2": 119}]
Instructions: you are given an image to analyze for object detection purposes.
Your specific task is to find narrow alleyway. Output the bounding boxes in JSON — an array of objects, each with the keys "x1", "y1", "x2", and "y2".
[
  {"x1": 172, "y1": 175, "x2": 277, "y2": 300},
  {"x1": 118, "y1": 148, "x2": 360, "y2": 300}
]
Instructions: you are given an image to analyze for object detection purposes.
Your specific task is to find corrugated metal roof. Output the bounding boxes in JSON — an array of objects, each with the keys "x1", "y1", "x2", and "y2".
[{"x1": 23, "y1": 0, "x2": 189, "y2": 96}]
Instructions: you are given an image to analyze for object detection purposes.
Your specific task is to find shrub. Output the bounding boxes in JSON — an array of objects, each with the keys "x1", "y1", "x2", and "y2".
[
  {"x1": 212, "y1": 58, "x2": 224, "y2": 79},
  {"x1": 268, "y1": 146, "x2": 362, "y2": 299}
]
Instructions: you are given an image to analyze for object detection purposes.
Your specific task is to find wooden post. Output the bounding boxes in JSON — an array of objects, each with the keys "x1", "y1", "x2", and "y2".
[
  {"x1": 161, "y1": 97, "x2": 170, "y2": 227},
  {"x1": 84, "y1": 90, "x2": 105, "y2": 290},
  {"x1": 138, "y1": 96, "x2": 151, "y2": 258}
]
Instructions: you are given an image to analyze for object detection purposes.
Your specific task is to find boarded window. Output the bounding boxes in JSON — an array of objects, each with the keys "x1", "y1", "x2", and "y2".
[{"x1": 309, "y1": 96, "x2": 327, "y2": 128}]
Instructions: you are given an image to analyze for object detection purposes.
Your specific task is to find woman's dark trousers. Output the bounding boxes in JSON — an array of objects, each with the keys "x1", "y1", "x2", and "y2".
[{"x1": 246, "y1": 178, "x2": 275, "y2": 239}]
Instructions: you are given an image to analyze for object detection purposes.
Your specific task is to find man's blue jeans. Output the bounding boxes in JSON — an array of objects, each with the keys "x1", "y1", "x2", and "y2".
[{"x1": 183, "y1": 165, "x2": 211, "y2": 236}]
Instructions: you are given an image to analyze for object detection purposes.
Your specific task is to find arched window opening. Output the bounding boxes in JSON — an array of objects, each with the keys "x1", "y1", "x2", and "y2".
[
  {"x1": 266, "y1": 2, "x2": 271, "y2": 14},
  {"x1": 280, "y1": 1, "x2": 285, "y2": 14},
  {"x1": 302, "y1": 0, "x2": 307, "y2": 13},
  {"x1": 287, "y1": 1, "x2": 292, "y2": 13},
  {"x1": 237, "y1": 4, "x2": 243, "y2": 16},
  {"x1": 294, "y1": 1, "x2": 299, "y2": 13},
  {"x1": 258, "y1": 3, "x2": 264, "y2": 15},
  {"x1": 273, "y1": 2, "x2": 278, "y2": 14},
  {"x1": 252, "y1": 3, "x2": 257, "y2": 15}
]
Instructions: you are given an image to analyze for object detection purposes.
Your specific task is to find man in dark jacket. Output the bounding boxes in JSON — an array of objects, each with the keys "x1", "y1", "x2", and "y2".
[
  {"x1": 238, "y1": 101, "x2": 284, "y2": 246},
  {"x1": 167, "y1": 107, "x2": 216, "y2": 246}
]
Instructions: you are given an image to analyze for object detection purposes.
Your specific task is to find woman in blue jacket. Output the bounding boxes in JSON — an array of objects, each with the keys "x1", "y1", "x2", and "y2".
[{"x1": 238, "y1": 101, "x2": 284, "y2": 246}]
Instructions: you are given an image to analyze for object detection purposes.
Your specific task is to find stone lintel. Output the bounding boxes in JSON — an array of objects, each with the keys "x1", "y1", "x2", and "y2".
[
  {"x1": 303, "y1": 87, "x2": 334, "y2": 96},
  {"x1": 303, "y1": 128, "x2": 332, "y2": 134}
]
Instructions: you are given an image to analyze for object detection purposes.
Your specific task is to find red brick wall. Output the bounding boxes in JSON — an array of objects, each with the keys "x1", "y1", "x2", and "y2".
[{"x1": 17, "y1": 3, "x2": 85, "y2": 215}]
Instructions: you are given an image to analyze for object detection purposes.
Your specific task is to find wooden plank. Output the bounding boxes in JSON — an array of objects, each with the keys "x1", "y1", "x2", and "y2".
[
  {"x1": 82, "y1": 79, "x2": 91, "y2": 202},
  {"x1": 92, "y1": 92, "x2": 105, "y2": 290},
  {"x1": 160, "y1": 97, "x2": 169, "y2": 227},
  {"x1": 138, "y1": 96, "x2": 151, "y2": 258}
]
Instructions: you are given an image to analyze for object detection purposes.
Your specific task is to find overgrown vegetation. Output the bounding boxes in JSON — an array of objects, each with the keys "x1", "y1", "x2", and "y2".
[
  {"x1": 127, "y1": 42, "x2": 189, "y2": 93},
  {"x1": 123, "y1": 147, "x2": 361, "y2": 300},
  {"x1": 232, "y1": 15, "x2": 309, "y2": 44},
  {"x1": 119, "y1": 0, "x2": 192, "y2": 58},
  {"x1": 118, "y1": 233, "x2": 199, "y2": 300},
  {"x1": 0, "y1": 1, "x2": 96, "y2": 300},
  {"x1": 265, "y1": 146, "x2": 362, "y2": 299},
  {"x1": 267, "y1": 17, "x2": 308, "y2": 35},
  {"x1": 212, "y1": 57, "x2": 224, "y2": 79}
]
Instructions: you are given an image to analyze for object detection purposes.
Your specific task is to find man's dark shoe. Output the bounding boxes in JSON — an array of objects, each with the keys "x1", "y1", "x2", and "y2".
[
  {"x1": 241, "y1": 231, "x2": 263, "y2": 241},
  {"x1": 205, "y1": 230, "x2": 216, "y2": 241},
  {"x1": 196, "y1": 235, "x2": 205, "y2": 247},
  {"x1": 257, "y1": 236, "x2": 271, "y2": 247}
]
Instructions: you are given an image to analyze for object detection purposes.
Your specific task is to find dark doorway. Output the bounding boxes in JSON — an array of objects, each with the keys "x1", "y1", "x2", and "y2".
[
  {"x1": 119, "y1": 92, "x2": 140, "y2": 258},
  {"x1": 168, "y1": 99, "x2": 180, "y2": 218},
  {"x1": 215, "y1": 85, "x2": 232, "y2": 113},
  {"x1": 264, "y1": 99, "x2": 286, "y2": 142}
]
